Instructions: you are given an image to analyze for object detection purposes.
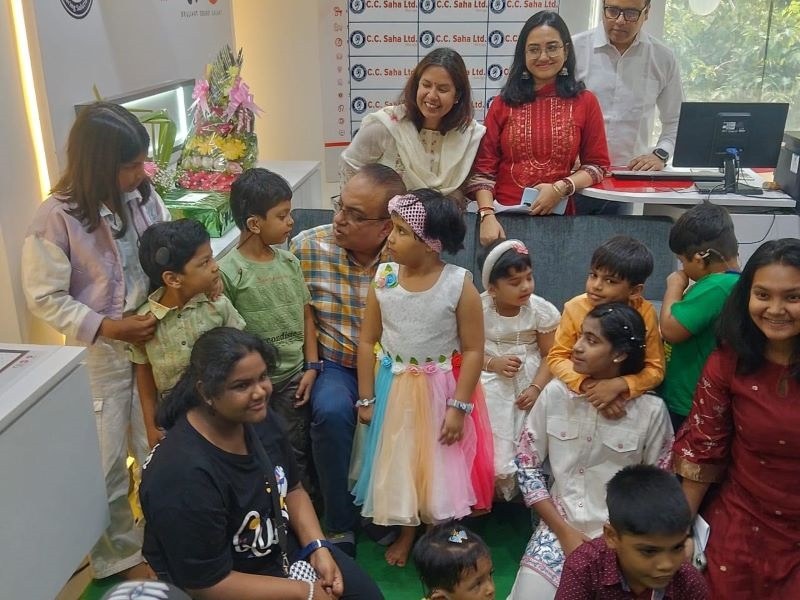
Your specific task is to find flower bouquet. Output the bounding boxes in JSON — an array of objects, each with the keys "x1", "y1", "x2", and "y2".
[{"x1": 179, "y1": 45, "x2": 260, "y2": 191}]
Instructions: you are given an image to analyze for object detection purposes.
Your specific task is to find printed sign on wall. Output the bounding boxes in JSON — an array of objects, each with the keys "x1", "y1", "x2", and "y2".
[{"x1": 319, "y1": 0, "x2": 561, "y2": 181}]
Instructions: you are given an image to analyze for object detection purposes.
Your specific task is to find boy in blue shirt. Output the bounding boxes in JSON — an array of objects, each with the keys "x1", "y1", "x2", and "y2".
[{"x1": 659, "y1": 202, "x2": 739, "y2": 431}]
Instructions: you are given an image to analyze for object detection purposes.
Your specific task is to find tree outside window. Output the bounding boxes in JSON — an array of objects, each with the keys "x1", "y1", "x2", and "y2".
[{"x1": 664, "y1": 0, "x2": 800, "y2": 130}]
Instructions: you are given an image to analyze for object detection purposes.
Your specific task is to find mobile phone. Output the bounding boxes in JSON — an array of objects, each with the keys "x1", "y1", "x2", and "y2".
[
  {"x1": 539, "y1": 197, "x2": 569, "y2": 215},
  {"x1": 522, "y1": 187, "x2": 569, "y2": 215},
  {"x1": 521, "y1": 187, "x2": 539, "y2": 206}
]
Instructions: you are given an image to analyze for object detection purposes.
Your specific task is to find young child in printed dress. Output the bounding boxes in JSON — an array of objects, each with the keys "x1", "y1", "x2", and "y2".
[
  {"x1": 352, "y1": 189, "x2": 494, "y2": 567},
  {"x1": 413, "y1": 523, "x2": 496, "y2": 600},
  {"x1": 509, "y1": 303, "x2": 674, "y2": 600},
  {"x1": 21, "y1": 102, "x2": 171, "y2": 580},
  {"x1": 478, "y1": 239, "x2": 560, "y2": 500}
]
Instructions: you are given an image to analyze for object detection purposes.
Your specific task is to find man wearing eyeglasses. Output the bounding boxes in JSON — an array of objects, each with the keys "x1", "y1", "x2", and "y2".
[
  {"x1": 573, "y1": 0, "x2": 684, "y2": 175},
  {"x1": 290, "y1": 163, "x2": 405, "y2": 557}
]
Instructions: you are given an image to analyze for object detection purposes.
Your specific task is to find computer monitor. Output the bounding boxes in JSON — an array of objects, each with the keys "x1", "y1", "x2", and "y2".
[{"x1": 673, "y1": 102, "x2": 789, "y2": 195}]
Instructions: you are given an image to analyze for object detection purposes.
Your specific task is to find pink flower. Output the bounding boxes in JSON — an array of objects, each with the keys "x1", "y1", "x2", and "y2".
[
  {"x1": 510, "y1": 241, "x2": 529, "y2": 255},
  {"x1": 143, "y1": 161, "x2": 159, "y2": 178},
  {"x1": 423, "y1": 363, "x2": 438, "y2": 374},
  {"x1": 407, "y1": 365, "x2": 421, "y2": 375}
]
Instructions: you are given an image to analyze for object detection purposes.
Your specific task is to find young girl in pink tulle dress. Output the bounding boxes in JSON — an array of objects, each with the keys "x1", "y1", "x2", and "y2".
[{"x1": 352, "y1": 189, "x2": 494, "y2": 567}]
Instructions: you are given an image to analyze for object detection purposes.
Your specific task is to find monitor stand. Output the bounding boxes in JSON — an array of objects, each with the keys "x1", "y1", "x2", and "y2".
[{"x1": 696, "y1": 155, "x2": 763, "y2": 195}]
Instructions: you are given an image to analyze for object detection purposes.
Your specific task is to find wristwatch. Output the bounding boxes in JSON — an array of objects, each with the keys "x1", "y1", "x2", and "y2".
[
  {"x1": 296, "y1": 538, "x2": 335, "y2": 562},
  {"x1": 304, "y1": 361, "x2": 324, "y2": 372},
  {"x1": 446, "y1": 398, "x2": 474, "y2": 414},
  {"x1": 652, "y1": 148, "x2": 669, "y2": 162}
]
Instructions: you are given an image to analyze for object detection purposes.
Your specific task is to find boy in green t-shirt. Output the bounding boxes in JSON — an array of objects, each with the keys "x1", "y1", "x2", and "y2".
[
  {"x1": 220, "y1": 168, "x2": 320, "y2": 493},
  {"x1": 660, "y1": 202, "x2": 740, "y2": 431}
]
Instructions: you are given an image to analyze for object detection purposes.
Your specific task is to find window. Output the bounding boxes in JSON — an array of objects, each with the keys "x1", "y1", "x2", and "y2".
[{"x1": 664, "y1": 0, "x2": 800, "y2": 129}]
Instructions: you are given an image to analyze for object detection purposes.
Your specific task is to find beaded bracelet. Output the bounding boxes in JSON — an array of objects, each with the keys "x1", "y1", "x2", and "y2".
[{"x1": 306, "y1": 580, "x2": 315, "y2": 600}]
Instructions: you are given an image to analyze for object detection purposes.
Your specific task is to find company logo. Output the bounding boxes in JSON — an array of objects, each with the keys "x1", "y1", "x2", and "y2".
[
  {"x1": 351, "y1": 64, "x2": 367, "y2": 82},
  {"x1": 60, "y1": 0, "x2": 93, "y2": 19},
  {"x1": 487, "y1": 64, "x2": 504, "y2": 82},
  {"x1": 488, "y1": 30, "x2": 504, "y2": 49},
  {"x1": 419, "y1": 30, "x2": 435, "y2": 49},
  {"x1": 352, "y1": 97, "x2": 367, "y2": 114},
  {"x1": 490, "y1": 0, "x2": 505, "y2": 14},
  {"x1": 350, "y1": 30, "x2": 366, "y2": 49},
  {"x1": 420, "y1": 0, "x2": 435, "y2": 14},
  {"x1": 349, "y1": 0, "x2": 366, "y2": 13}
]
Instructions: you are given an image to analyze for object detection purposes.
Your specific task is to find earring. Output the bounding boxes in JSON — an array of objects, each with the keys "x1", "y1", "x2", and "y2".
[
  {"x1": 612, "y1": 357, "x2": 622, "y2": 363},
  {"x1": 521, "y1": 71, "x2": 530, "y2": 80},
  {"x1": 205, "y1": 400, "x2": 216, "y2": 415},
  {"x1": 559, "y1": 66, "x2": 568, "y2": 76}
]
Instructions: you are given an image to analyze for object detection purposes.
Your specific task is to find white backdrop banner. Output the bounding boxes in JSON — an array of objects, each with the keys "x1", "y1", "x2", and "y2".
[
  {"x1": 33, "y1": 0, "x2": 234, "y2": 171},
  {"x1": 319, "y1": 0, "x2": 561, "y2": 181}
]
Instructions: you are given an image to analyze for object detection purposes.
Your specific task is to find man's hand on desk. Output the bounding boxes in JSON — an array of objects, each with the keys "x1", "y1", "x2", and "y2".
[{"x1": 628, "y1": 153, "x2": 666, "y2": 171}]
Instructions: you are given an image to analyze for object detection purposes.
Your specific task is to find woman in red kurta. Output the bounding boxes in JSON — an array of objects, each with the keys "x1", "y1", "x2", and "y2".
[
  {"x1": 466, "y1": 11, "x2": 609, "y2": 246},
  {"x1": 673, "y1": 238, "x2": 800, "y2": 599}
]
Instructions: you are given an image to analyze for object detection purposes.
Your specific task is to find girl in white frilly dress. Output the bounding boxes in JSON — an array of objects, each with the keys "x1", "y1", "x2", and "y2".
[{"x1": 478, "y1": 239, "x2": 560, "y2": 500}]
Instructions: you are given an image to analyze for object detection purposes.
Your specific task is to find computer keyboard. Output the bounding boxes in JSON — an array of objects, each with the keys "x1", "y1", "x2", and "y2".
[{"x1": 611, "y1": 169, "x2": 724, "y2": 182}]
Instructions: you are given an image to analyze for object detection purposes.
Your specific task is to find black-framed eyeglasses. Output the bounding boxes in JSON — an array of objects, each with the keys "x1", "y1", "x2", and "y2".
[
  {"x1": 525, "y1": 43, "x2": 565, "y2": 59},
  {"x1": 331, "y1": 195, "x2": 390, "y2": 225},
  {"x1": 603, "y1": 5, "x2": 646, "y2": 22}
]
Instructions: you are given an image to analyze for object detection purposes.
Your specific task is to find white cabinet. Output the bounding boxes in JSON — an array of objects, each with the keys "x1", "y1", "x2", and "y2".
[{"x1": 0, "y1": 344, "x2": 107, "y2": 599}]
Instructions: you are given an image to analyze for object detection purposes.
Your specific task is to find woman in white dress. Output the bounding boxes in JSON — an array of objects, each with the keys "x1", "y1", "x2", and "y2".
[{"x1": 340, "y1": 48, "x2": 485, "y2": 206}]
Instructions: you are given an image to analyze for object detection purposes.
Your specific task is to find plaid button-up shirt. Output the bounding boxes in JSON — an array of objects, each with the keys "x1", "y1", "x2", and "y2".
[{"x1": 291, "y1": 225, "x2": 385, "y2": 369}]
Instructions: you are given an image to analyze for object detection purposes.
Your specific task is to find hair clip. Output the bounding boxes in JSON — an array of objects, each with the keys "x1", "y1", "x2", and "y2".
[
  {"x1": 448, "y1": 528, "x2": 468, "y2": 544},
  {"x1": 155, "y1": 246, "x2": 171, "y2": 266},
  {"x1": 622, "y1": 325, "x2": 629, "y2": 330}
]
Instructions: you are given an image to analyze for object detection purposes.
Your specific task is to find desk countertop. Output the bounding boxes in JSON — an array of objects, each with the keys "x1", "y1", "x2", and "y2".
[{"x1": 584, "y1": 170, "x2": 795, "y2": 209}]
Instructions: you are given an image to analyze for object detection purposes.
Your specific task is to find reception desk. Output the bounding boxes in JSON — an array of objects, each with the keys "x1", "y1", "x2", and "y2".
[
  {"x1": 582, "y1": 172, "x2": 798, "y2": 266},
  {"x1": 0, "y1": 344, "x2": 107, "y2": 599}
]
